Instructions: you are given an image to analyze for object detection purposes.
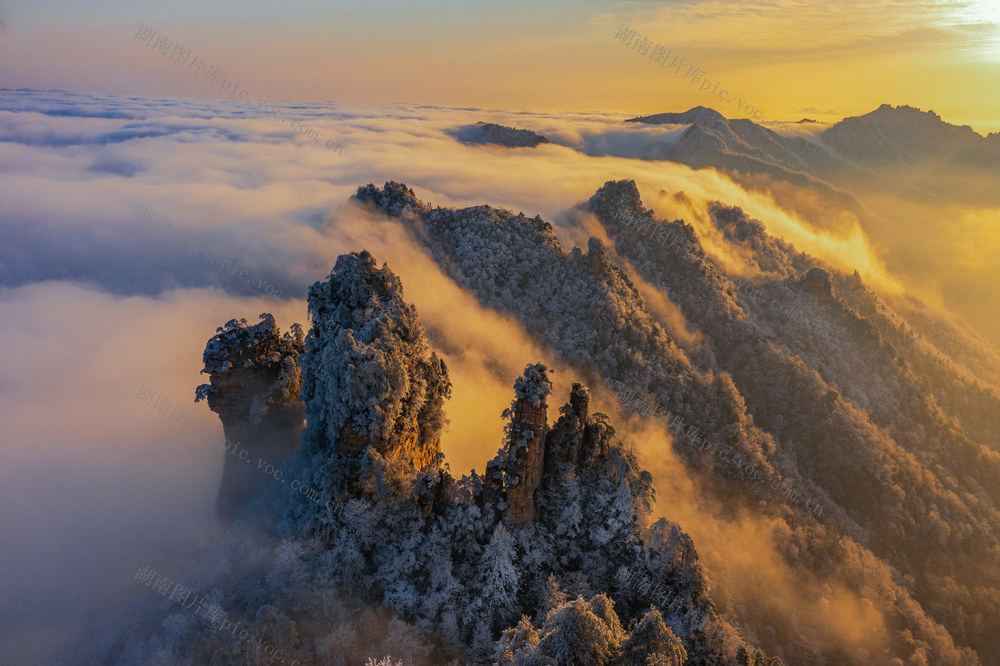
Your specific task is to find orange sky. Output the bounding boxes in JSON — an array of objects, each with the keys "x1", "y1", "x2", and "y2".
[{"x1": 0, "y1": 0, "x2": 998, "y2": 132}]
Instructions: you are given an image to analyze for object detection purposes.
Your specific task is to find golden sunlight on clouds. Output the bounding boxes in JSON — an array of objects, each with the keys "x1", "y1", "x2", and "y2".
[
  {"x1": 597, "y1": 0, "x2": 1000, "y2": 131},
  {"x1": 629, "y1": 0, "x2": 998, "y2": 53}
]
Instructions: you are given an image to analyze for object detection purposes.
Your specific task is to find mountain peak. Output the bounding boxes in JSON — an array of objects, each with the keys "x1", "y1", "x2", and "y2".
[
  {"x1": 454, "y1": 122, "x2": 551, "y2": 147},
  {"x1": 298, "y1": 250, "x2": 451, "y2": 474},
  {"x1": 354, "y1": 180, "x2": 427, "y2": 217},
  {"x1": 585, "y1": 179, "x2": 644, "y2": 220},
  {"x1": 627, "y1": 106, "x2": 727, "y2": 126},
  {"x1": 822, "y1": 104, "x2": 985, "y2": 165},
  {"x1": 869, "y1": 103, "x2": 942, "y2": 122}
]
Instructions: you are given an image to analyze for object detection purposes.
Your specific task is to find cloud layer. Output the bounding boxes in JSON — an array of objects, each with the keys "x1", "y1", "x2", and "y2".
[{"x1": 0, "y1": 88, "x2": 960, "y2": 661}]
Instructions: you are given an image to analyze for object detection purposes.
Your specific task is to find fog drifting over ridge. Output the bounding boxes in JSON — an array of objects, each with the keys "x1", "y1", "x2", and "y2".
[{"x1": 0, "y1": 90, "x2": 902, "y2": 300}]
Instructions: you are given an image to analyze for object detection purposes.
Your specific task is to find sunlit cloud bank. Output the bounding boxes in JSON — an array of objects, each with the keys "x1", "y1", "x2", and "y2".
[{"x1": 0, "y1": 89, "x2": 892, "y2": 298}]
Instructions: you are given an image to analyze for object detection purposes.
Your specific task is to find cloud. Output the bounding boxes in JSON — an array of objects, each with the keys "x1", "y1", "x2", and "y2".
[
  {"x1": 618, "y1": 0, "x2": 999, "y2": 56},
  {"x1": 0, "y1": 88, "x2": 957, "y2": 662},
  {"x1": 796, "y1": 107, "x2": 838, "y2": 115},
  {"x1": 0, "y1": 280, "x2": 305, "y2": 662}
]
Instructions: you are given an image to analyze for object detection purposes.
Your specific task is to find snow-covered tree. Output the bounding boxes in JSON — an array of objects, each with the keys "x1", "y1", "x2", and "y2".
[
  {"x1": 531, "y1": 595, "x2": 623, "y2": 665},
  {"x1": 495, "y1": 616, "x2": 539, "y2": 665},
  {"x1": 298, "y1": 250, "x2": 450, "y2": 460},
  {"x1": 619, "y1": 608, "x2": 687, "y2": 666},
  {"x1": 479, "y1": 523, "x2": 521, "y2": 629}
]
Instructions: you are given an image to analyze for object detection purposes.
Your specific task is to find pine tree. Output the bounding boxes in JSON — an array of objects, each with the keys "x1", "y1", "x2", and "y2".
[
  {"x1": 532, "y1": 596, "x2": 623, "y2": 665},
  {"x1": 480, "y1": 523, "x2": 521, "y2": 629},
  {"x1": 495, "y1": 616, "x2": 540, "y2": 665},
  {"x1": 540, "y1": 573, "x2": 567, "y2": 618},
  {"x1": 619, "y1": 608, "x2": 687, "y2": 666}
]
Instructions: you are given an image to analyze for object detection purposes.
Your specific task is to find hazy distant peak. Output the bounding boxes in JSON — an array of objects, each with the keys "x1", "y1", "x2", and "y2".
[
  {"x1": 453, "y1": 121, "x2": 551, "y2": 147},
  {"x1": 627, "y1": 105, "x2": 726, "y2": 126},
  {"x1": 829, "y1": 103, "x2": 976, "y2": 135},
  {"x1": 822, "y1": 103, "x2": 990, "y2": 166},
  {"x1": 871, "y1": 103, "x2": 942, "y2": 120}
]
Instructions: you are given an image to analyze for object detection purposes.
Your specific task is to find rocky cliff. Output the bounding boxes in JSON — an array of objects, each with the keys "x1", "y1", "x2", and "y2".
[
  {"x1": 498, "y1": 363, "x2": 551, "y2": 523},
  {"x1": 189, "y1": 248, "x2": 774, "y2": 664},
  {"x1": 349, "y1": 179, "x2": 1000, "y2": 664},
  {"x1": 291, "y1": 251, "x2": 451, "y2": 513},
  {"x1": 195, "y1": 313, "x2": 305, "y2": 521}
]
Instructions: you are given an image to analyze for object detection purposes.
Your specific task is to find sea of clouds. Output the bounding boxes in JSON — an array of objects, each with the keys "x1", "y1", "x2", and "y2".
[{"x1": 0, "y1": 88, "x2": 897, "y2": 662}]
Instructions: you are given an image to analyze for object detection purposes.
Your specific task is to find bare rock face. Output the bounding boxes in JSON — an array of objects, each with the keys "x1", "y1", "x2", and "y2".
[
  {"x1": 338, "y1": 417, "x2": 439, "y2": 471},
  {"x1": 196, "y1": 314, "x2": 305, "y2": 521},
  {"x1": 492, "y1": 369, "x2": 628, "y2": 524},
  {"x1": 543, "y1": 383, "x2": 590, "y2": 476}
]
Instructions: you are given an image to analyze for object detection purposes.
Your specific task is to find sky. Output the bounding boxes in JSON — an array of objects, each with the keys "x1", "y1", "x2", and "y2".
[{"x1": 1, "y1": 0, "x2": 999, "y2": 133}]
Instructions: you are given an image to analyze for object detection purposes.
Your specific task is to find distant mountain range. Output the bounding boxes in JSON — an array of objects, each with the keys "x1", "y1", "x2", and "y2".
[
  {"x1": 821, "y1": 104, "x2": 1000, "y2": 168},
  {"x1": 455, "y1": 105, "x2": 999, "y2": 204},
  {"x1": 627, "y1": 104, "x2": 1000, "y2": 202},
  {"x1": 451, "y1": 105, "x2": 1000, "y2": 348}
]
